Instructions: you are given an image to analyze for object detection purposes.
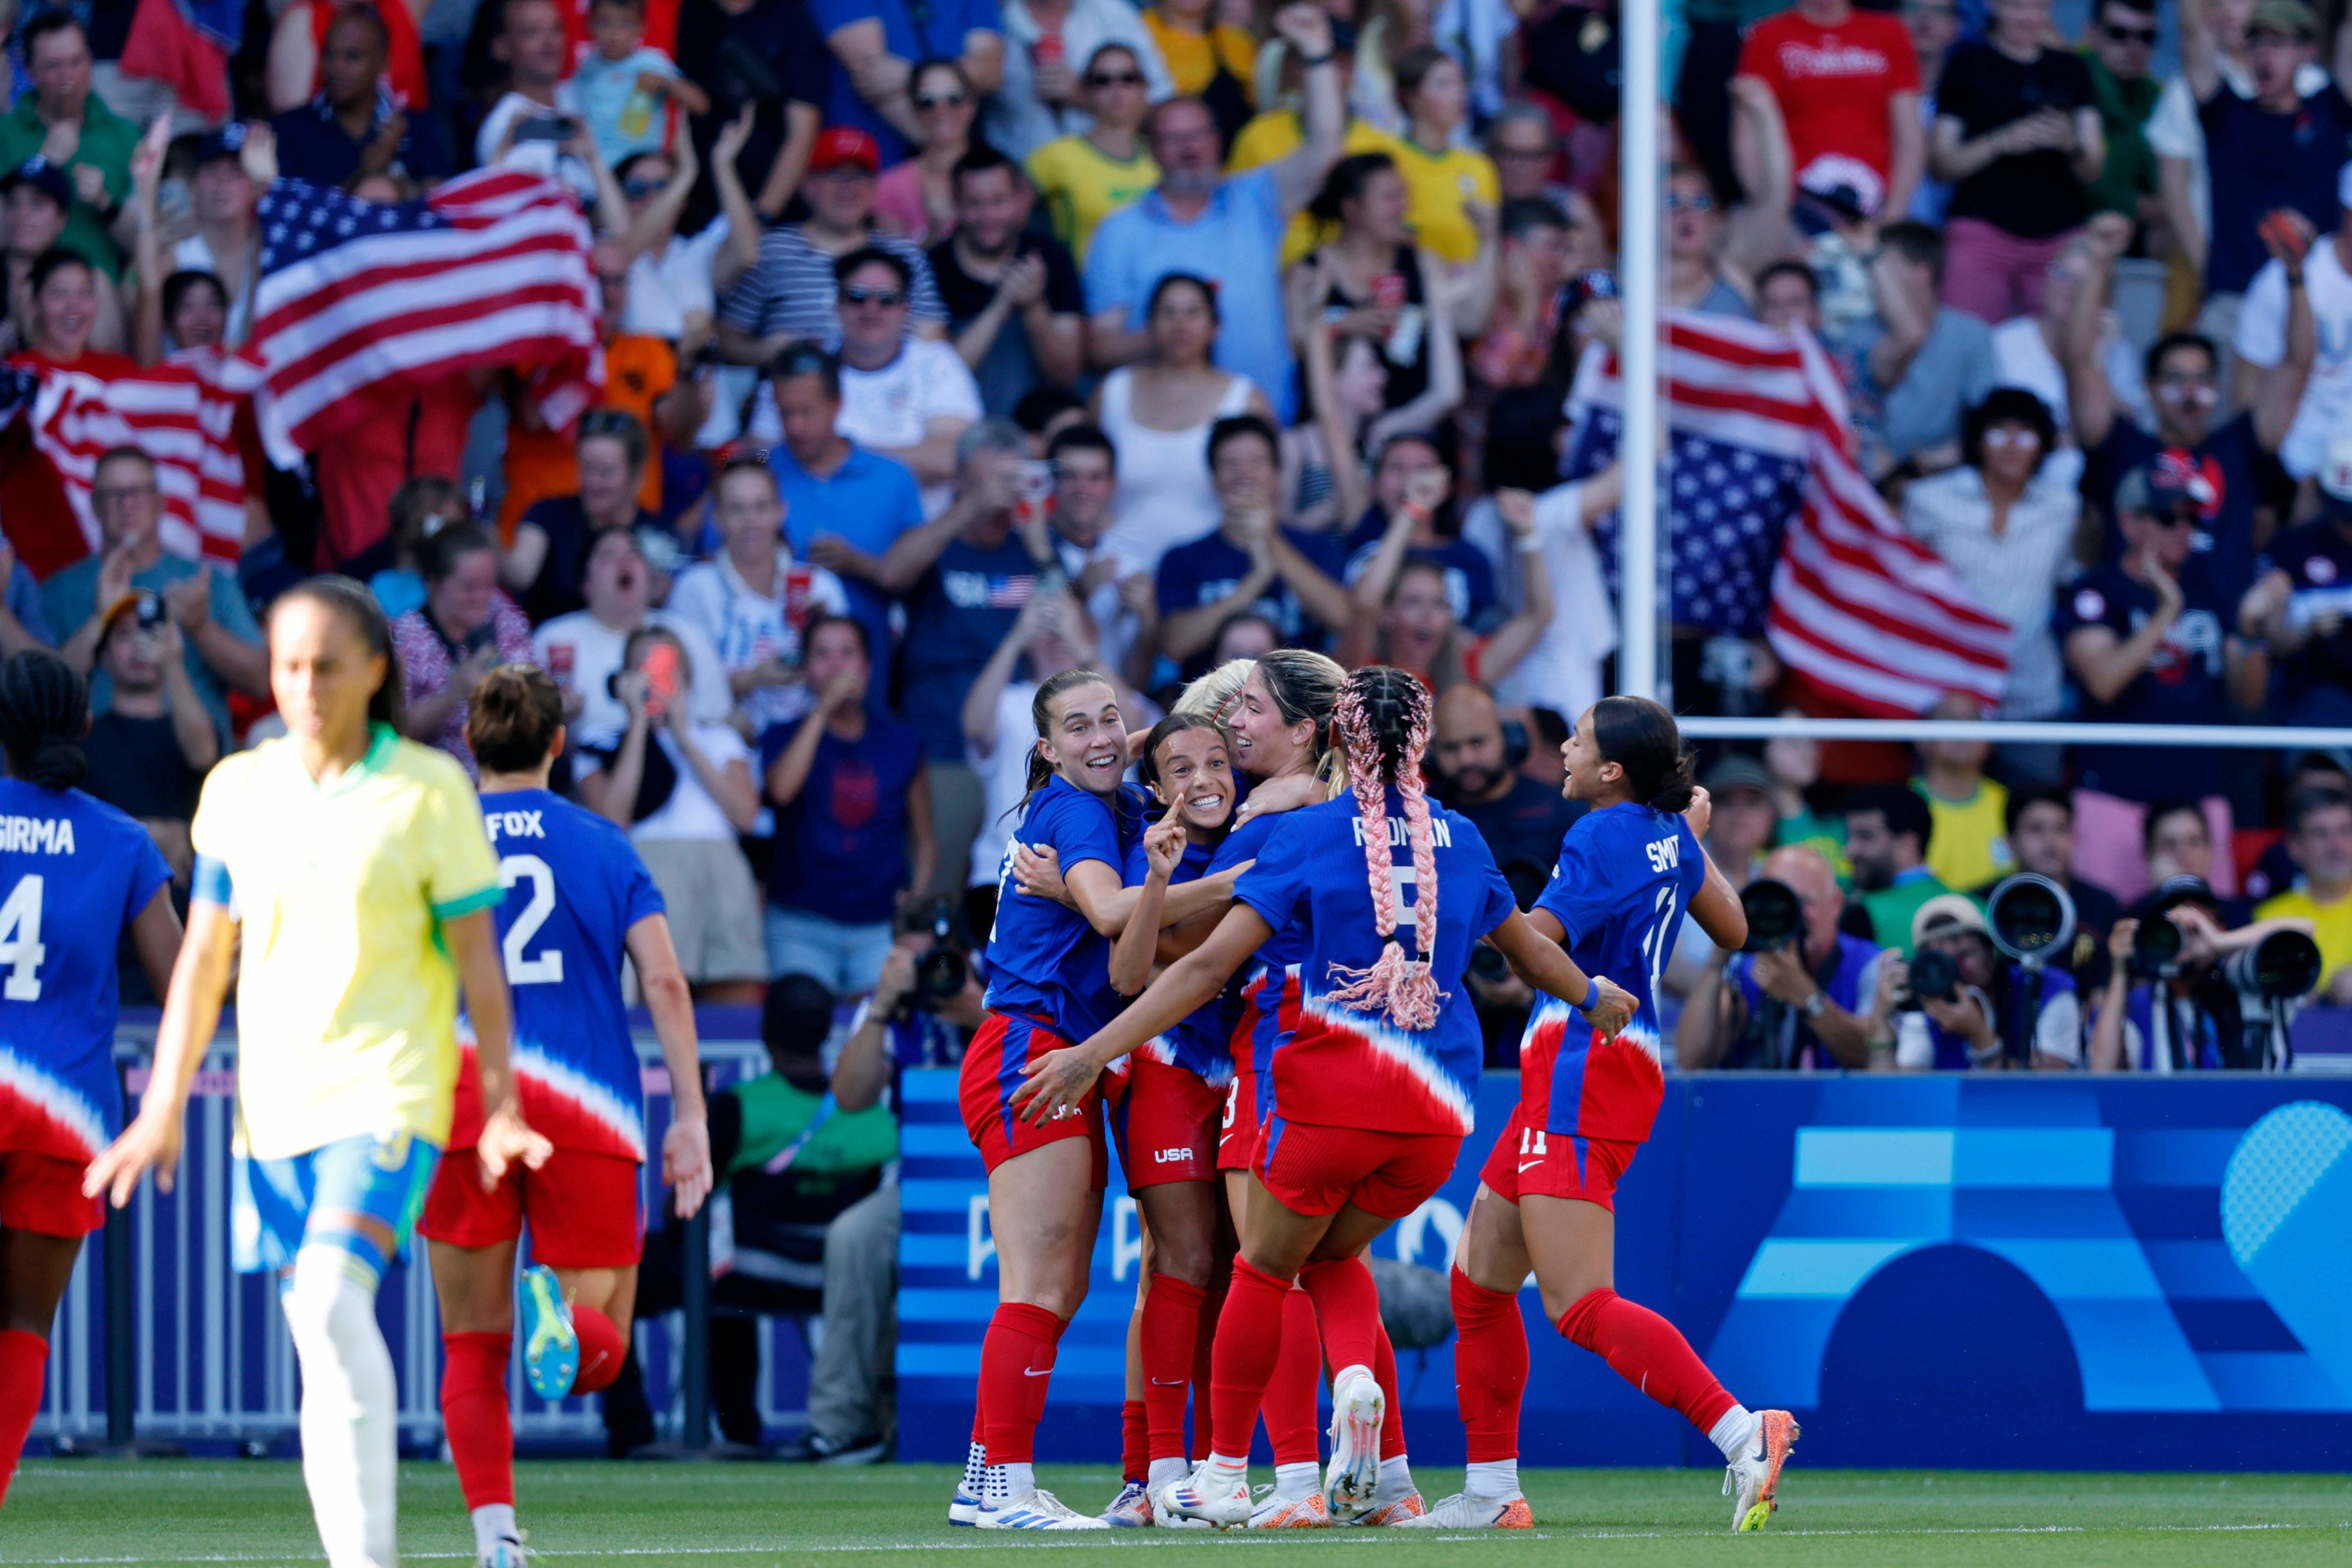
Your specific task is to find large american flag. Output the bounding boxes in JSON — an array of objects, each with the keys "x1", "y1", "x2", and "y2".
[{"x1": 1565, "y1": 312, "x2": 2009, "y2": 718}]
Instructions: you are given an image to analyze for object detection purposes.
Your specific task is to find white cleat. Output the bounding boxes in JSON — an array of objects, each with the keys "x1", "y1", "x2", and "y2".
[
  {"x1": 1723, "y1": 1409, "x2": 1801, "y2": 1531},
  {"x1": 1100, "y1": 1481, "x2": 1152, "y2": 1527},
  {"x1": 976, "y1": 1489, "x2": 1110, "y2": 1530},
  {"x1": 1248, "y1": 1486, "x2": 1331, "y2": 1528},
  {"x1": 477, "y1": 1539, "x2": 530, "y2": 1568},
  {"x1": 1154, "y1": 1464, "x2": 1255, "y2": 1529},
  {"x1": 1151, "y1": 1488, "x2": 1214, "y2": 1529},
  {"x1": 1396, "y1": 1491, "x2": 1532, "y2": 1529},
  {"x1": 1322, "y1": 1368, "x2": 1385, "y2": 1517}
]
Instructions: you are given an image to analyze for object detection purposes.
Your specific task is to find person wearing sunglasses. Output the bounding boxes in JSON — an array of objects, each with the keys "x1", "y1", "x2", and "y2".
[
  {"x1": 835, "y1": 247, "x2": 985, "y2": 515},
  {"x1": 876, "y1": 59, "x2": 980, "y2": 244},
  {"x1": 989, "y1": 0, "x2": 1175, "y2": 162},
  {"x1": 1025, "y1": 41, "x2": 1164, "y2": 266},
  {"x1": 2080, "y1": 0, "x2": 2162, "y2": 225}
]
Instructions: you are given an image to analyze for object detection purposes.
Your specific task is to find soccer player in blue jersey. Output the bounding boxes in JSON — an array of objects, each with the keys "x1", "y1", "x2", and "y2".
[
  {"x1": 1425, "y1": 696, "x2": 1799, "y2": 1533},
  {"x1": 0, "y1": 650, "x2": 182, "y2": 1512},
  {"x1": 418, "y1": 667, "x2": 714, "y2": 1568},
  {"x1": 1015, "y1": 667, "x2": 1634, "y2": 1530}
]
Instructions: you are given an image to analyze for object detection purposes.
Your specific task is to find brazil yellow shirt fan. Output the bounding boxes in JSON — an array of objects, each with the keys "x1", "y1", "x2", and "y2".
[
  {"x1": 1225, "y1": 110, "x2": 1404, "y2": 265},
  {"x1": 1026, "y1": 136, "x2": 1162, "y2": 265},
  {"x1": 190, "y1": 725, "x2": 502, "y2": 1161},
  {"x1": 1387, "y1": 137, "x2": 1499, "y2": 264}
]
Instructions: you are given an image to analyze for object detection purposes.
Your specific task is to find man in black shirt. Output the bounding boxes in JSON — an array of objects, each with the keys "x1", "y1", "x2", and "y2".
[
  {"x1": 81, "y1": 593, "x2": 216, "y2": 884},
  {"x1": 268, "y1": 6, "x2": 453, "y2": 191},
  {"x1": 927, "y1": 146, "x2": 1084, "y2": 417},
  {"x1": 1429, "y1": 681, "x2": 1584, "y2": 876}
]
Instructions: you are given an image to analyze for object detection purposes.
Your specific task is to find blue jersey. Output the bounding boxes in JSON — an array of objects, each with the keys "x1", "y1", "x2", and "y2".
[
  {"x1": 1521, "y1": 802, "x2": 1703, "y2": 1142},
  {"x1": 0, "y1": 778, "x2": 170, "y2": 1162},
  {"x1": 1121, "y1": 836, "x2": 1235, "y2": 1085},
  {"x1": 1233, "y1": 790, "x2": 1516, "y2": 1136},
  {"x1": 982, "y1": 776, "x2": 1144, "y2": 1044},
  {"x1": 1211, "y1": 809, "x2": 1312, "y2": 1123},
  {"x1": 458, "y1": 789, "x2": 665, "y2": 1161}
]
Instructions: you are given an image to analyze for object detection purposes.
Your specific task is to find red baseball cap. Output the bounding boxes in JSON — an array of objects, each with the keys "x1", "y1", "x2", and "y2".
[{"x1": 810, "y1": 126, "x2": 881, "y2": 175}]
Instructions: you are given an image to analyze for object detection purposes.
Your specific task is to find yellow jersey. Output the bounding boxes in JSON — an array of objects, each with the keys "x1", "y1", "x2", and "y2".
[
  {"x1": 1386, "y1": 138, "x2": 1498, "y2": 265},
  {"x1": 1917, "y1": 777, "x2": 2011, "y2": 896},
  {"x1": 1026, "y1": 135, "x2": 1162, "y2": 266},
  {"x1": 1225, "y1": 111, "x2": 1405, "y2": 266},
  {"x1": 191, "y1": 725, "x2": 501, "y2": 1159},
  {"x1": 2256, "y1": 885, "x2": 2352, "y2": 984},
  {"x1": 1143, "y1": 12, "x2": 1257, "y2": 100}
]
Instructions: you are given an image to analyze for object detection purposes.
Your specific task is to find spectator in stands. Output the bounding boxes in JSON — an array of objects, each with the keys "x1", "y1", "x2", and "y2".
[
  {"x1": 46, "y1": 445, "x2": 263, "y2": 739},
  {"x1": 1152, "y1": 413, "x2": 1350, "y2": 678},
  {"x1": 532, "y1": 526, "x2": 730, "y2": 738},
  {"x1": 1470, "y1": 197, "x2": 1581, "y2": 392},
  {"x1": 479, "y1": 0, "x2": 602, "y2": 198},
  {"x1": 505, "y1": 409, "x2": 664, "y2": 624},
  {"x1": 393, "y1": 523, "x2": 537, "y2": 777},
  {"x1": 2091, "y1": 884, "x2": 2317, "y2": 1069},
  {"x1": 762, "y1": 614, "x2": 935, "y2": 992},
  {"x1": 1025, "y1": 42, "x2": 1163, "y2": 266},
  {"x1": 1663, "y1": 161, "x2": 1782, "y2": 317},
  {"x1": 1092, "y1": 272, "x2": 1272, "y2": 572},
  {"x1": 1143, "y1": 0, "x2": 1255, "y2": 146},
  {"x1": 615, "y1": 118, "x2": 760, "y2": 351},
  {"x1": 931, "y1": 147, "x2": 1086, "y2": 417},
  {"x1": 2083, "y1": 0, "x2": 2164, "y2": 226},
  {"x1": 1927, "y1": 0, "x2": 2103, "y2": 324},
  {"x1": 2141, "y1": 800, "x2": 2249, "y2": 916},
  {"x1": 1660, "y1": 754, "x2": 1778, "y2": 1040},
  {"x1": 668, "y1": 458, "x2": 852, "y2": 738},
  {"x1": 1042, "y1": 422, "x2": 1145, "y2": 678},
  {"x1": 578, "y1": 626, "x2": 767, "y2": 999},
  {"x1": 2237, "y1": 179, "x2": 2352, "y2": 489},
  {"x1": 165, "y1": 129, "x2": 259, "y2": 349},
  {"x1": 1854, "y1": 219, "x2": 1998, "y2": 476},
  {"x1": 1767, "y1": 713, "x2": 1849, "y2": 873},
  {"x1": 1994, "y1": 785, "x2": 2125, "y2": 980},
  {"x1": 672, "y1": 0, "x2": 828, "y2": 229},
  {"x1": 1680, "y1": 843, "x2": 1891, "y2": 1070},
  {"x1": 269, "y1": 0, "x2": 429, "y2": 115},
  {"x1": 1900, "y1": 388, "x2": 2077, "y2": 727},
  {"x1": 993, "y1": 0, "x2": 1171, "y2": 164},
  {"x1": 271, "y1": 5, "x2": 452, "y2": 191},
  {"x1": 0, "y1": 16, "x2": 137, "y2": 281},
  {"x1": 1754, "y1": 260, "x2": 1820, "y2": 336},
  {"x1": 356, "y1": 476, "x2": 458, "y2": 621},
  {"x1": 570, "y1": 0, "x2": 710, "y2": 169},
  {"x1": 0, "y1": 538, "x2": 55, "y2": 657},
  {"x1": 3, "y1": 163, "x2": 124, "y2": 359},
  {"x1": 81, "y1": 593, "x2": 216, "y2": 882},
  {"x1": 1734, "y1": 0, "x2": 1924, "y2": 225},
  {"x1": 2255, "y1": 787, "x2": 2352, "y2": 1004},
  {"x1": 1084, "y1": 4, "x2": 1349, "y2": 415},
  {"x1": 1845, "y1": 783, "x2": 1949, "y2": 956},
  {"x1": 833, "y1": 246, "x2": 984, "y2": 516},
  {"x1": 1913, "y1": 693, "x2": 2013, "y2": 895},
  {"x1": 1890, "y1": 894, "x2": 2083, "y2": 1069},
  {"x1": 812, "y1": 0, "x2": 1005, "y2": 169},
  {"x1": 874, "y1": 59, "x2": 977, "y2": 245},
  {"x1": 1387, "y1": 47, "x2": 1498, "y2": 273},
  {"x1": 1338, "y1": 489, "x2": 1552, "y2": 693},
  {"x1": 1289, "y1": 153, "x2": 1461, "y2": 432},
  {"x1": 2242, "y1": 437, "x2": 2352, "y2": 727},
  {"x1": 1429, "y1": 680, "x2": 1583, "y2": 871},
  {"x1": 1341, "y1": 435, "x2": 1493, "y2": 624}
]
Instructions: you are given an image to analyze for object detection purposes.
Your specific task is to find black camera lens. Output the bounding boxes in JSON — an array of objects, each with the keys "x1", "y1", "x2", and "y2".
[
  {"x1": 1741, "y1": 878, "x2": 1803, "y2": 952},
  {"x1": 2132, "y1": 916, "x2": 2183, "y2": 975},
  {"x1": 1469, "y1": 943, "x2": 1510, "y2": 984},
  {"x1": 2226, "y1": 930, "x2": 2323, "y2": 1000},
  {"x1": 1986, "y1": 873, "x2": 2074, "y2": 962},
  {"x1": 915, "y1": 948, "x2": 968, "y2": 1002},
  {"x1": 1909, "y1": 946, "x2": 1961, "y2": 1003}
]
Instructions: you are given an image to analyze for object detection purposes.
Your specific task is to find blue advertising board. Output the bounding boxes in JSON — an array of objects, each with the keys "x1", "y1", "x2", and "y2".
[{"x1": 897, "y1": 1071, "x2": 2352, "y2": 1471}]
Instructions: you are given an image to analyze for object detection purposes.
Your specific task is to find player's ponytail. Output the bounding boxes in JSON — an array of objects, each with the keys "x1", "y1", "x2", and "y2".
[
  {"x1": 1251, "y1": 648, "x2": 1347, "y2": 795},
  {"x1": 275, "y1": 575, "x2": 404, "y2": 731},
  {"x1": 1591, "y1": 695, "x2": 1696, "y2": 813},
  {"x1": 469, "y1": 664, "x2": 563, "y2": 776},
  {"x1": 0, "y1": 649, "x2": 89, "y2": 791},
  {"x1": 1323, "y1": 666, "x2": 1443, "y2": 1030}
]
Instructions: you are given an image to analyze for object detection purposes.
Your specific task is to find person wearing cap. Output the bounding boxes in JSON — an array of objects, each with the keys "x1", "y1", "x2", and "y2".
[
  {"x1": 2, "y1": 157, "x2": 126, "y2": 356},
  {"x1": 1733, "y1": 0, "x2": 1924, "y2": 225},
  {"x1": 0, "y1": 15, "x2": 138, "y2": 279},
  {"x1": 80, "y1": 589, "x2": 219, "y2": 890},
  {"x1": 268, "y1": 4, "x2": 454, "y2": 192},
  {"x1": 1886, "y1": 892, "x2": 2083, "y2": 1070},
  {"x1": 1680, "y1": 843, "x2": 1890, "y2": 1071},
  {"x1": 2090, "y1": 878, "x2": 2318, "y2": 1070},
  {"x1": 2241, "y1": 436, "x2": 2352, "y2": 727}
]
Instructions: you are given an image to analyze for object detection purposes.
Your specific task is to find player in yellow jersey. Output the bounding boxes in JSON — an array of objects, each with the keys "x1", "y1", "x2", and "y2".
[{"x1": 88, "y1": 578, "x2": 548, "y2": 1568}]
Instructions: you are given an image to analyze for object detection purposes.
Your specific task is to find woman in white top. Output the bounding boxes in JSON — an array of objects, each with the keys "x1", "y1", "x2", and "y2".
[{"x1": 1091, "y1": 272, "x2": 1271, "y2": 575}]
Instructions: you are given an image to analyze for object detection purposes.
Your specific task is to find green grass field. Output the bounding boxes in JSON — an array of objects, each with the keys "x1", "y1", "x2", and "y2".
[{"x1": 6, "y1": 1460, "x2": 2349, "y2": 1565}]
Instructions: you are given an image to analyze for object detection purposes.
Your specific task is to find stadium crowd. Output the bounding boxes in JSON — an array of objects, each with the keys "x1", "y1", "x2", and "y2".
[{"x1": 10, "y1": 0, "x2": 2352, "y2": 1463}]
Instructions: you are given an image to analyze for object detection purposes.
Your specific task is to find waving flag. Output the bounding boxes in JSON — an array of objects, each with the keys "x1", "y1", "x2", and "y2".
[
  {"x1": 119, "y1": 0, "x2": 242, "y2": 123},
  {"x1": 1565, "y1": 312, "x2": 2009, "y2": 718},
  {"x1": 226, "y1": 169, "x2": 602, "y2": 465}
]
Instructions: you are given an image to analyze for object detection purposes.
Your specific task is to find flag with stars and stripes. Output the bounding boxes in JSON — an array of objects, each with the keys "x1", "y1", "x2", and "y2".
[
  {"x1": 1564, "y1": 312, "x2": 2009, "y2": 718},
  {"x1": 226, "y1": 169, "x2": 601, "y2": 464}
]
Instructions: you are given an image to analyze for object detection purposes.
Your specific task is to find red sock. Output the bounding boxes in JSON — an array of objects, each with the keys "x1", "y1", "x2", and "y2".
[
  {"x1": 1263, "y1": 1286, "x2": 1322, "y2": 1466},
  {"x1": 439, "y1": 1331, "x2": 515, "y2": 1511},
  {"x1": 1296, "y1": 1256, "x2": 1381, "y2": 1378},
  {"x1": 571, "y1": 1306, "x2": 626, "y2": 1396},
  {"x1": 0, "y1": 1329, "x2": 48, "y2": 1511},
  {"x1": 1450, "y1": 1269, "x2": 1527, "y2": 1462},
  {"x1": 1207, "y1": 1256, "x2": 1290, "y2": 1460},
  {"x1": 979, "y1": 1302, "x2": 1065, "y2": 1465},
  {"x1": 1189, "y1": 1288, "x2": 1219, "y2": 1460},
  {"x1": 1120, "y1": 1398, "x2": 1147, "y2": 1484},
  {"x1": 1558, "y1": 1289, "x2": 1737, "y2": 1435},
  {"x1": 1139, "y1": 1275, "x2": 1203, "y2": 1462},
  {"x1": 1372, "y1": 1315, "x2": 1406, "y2": 1460}
]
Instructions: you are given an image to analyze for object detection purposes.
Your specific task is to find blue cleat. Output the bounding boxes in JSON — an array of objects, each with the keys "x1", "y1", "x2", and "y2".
[{"x1": 518, "y1": 1264, "x2": 578, "y2": 1401}]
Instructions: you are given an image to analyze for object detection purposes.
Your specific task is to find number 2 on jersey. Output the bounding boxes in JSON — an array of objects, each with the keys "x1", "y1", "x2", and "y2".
[
  {"x1": 0, "y1": 873, "x2": 43, "y2": 1000},
  {"x1": 499, "y1": 855, "x2": 563, "y2": 985}
]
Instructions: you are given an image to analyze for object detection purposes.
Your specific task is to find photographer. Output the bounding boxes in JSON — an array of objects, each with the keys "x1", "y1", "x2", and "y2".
[
  {"x1": 1679, "y1": 845, "x2": 1890, "y2": 1070},
  {"x1": 2089, "y1": 880, "x2": 2321, "y2": 1072},
  {"x1": 1886, "y1": 896, "x2": 2082, "y2": 1071}
]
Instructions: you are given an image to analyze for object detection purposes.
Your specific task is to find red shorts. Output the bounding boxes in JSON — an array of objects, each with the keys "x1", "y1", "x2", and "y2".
[
  {"x1": 1477, "y1": 1104, "x2": 1639, "y2": 1211},
  {"x1": 1217, "y1": 1070, "x2": 1260, "y2": 1172},
  {"x1": 1112, "y1": 1056, "x2": 1222, "y2": 1191},
  {"x1": 417, "y1": 1145, "x2": 644, "y2": 1269},
  {"x1": 0, "y1": 1149, "x2": 102, "y2": 1237},
  {"x1": 1254, "y1": 1115, "x2": 1460, "y2": 1220},
  {"x1": 959, "y1": 1012, "x2": 1108, "y2": 1187}
]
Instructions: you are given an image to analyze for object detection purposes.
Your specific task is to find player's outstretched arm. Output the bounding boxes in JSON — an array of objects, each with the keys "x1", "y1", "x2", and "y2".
[
  {"x1": 446, "y1": 909, "x2": 552, "y2": 1189},
  {"x1": 627, "y1": 912, "x2": 713, "y2": 1218},
  {"x1": 1487, "y1": 908, "x2": 1636, "y2": 1036},
  {"x1": 86, "y1": 896, "x2": 234, "y2": 1205}
]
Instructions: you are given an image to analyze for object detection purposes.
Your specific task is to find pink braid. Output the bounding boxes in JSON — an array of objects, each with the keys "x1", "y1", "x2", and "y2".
[{"x1": 1322, "y1": 676, "x2": 1445, "y2": 1030}]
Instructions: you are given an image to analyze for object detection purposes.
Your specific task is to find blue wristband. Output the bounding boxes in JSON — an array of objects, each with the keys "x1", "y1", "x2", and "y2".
[{"x1": 1574, "y1": 973, "x2": 1597, "y2": 1015}]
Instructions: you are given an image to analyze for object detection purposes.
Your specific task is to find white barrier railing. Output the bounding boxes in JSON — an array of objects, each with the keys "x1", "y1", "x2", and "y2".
[{"x1": 1674, "y1": 717, "x2": 2352, "y2": 750}]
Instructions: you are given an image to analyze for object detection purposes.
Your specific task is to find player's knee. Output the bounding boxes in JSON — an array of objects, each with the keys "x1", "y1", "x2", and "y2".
[{"x1": 1146, "y1": 1232, "x2": 1213, "y2": 1288}]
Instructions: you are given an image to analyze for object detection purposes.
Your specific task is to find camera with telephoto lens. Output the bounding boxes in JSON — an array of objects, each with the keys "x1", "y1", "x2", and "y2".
[
  {"x1": 1740, "y1": 878, "x2": 1803, "y2": 953},
  {"x1": 2129, "y1": 913, "x2": 2184, "y2": 979},
  {"x1": 1985, "y1": 873, "x2": 2076, "y2": 965},
  {"x1": 1905, "y1": 946, "x2": 1962, "y2": 1007},
  {"x1": 2224, "y1": 929, "x2": 2323, "y2": 1000},
  {"x1": 900, "y1": 896, "x2": 969, "y2": 1015}
]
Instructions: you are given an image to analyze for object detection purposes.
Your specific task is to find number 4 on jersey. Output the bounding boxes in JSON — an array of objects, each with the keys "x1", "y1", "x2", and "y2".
[{"x1": 0, "y1": 873, "x2": 45, "y2": 1000}]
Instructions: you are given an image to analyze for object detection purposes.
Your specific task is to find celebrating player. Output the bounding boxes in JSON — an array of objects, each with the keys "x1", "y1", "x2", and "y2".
[
  {"x1": 87, "y1": 579, "x2": 549, "y2": 1568},
  {"x1": 0, "y1": 650, "x2": 181, "y2": 1512},
  {"x1": 1014, "y1": 667, "x2": 1634, "y2": 1529},
  {"x1": 955, "y1": 667, "x2": 1246, "y2": 1530},
  {"x1": 419, "y1": 666, "x2": 714, "y2": 1568},
  {"x1": 1411, "y1": 696, "x2": 1798, "y2": 1533}
]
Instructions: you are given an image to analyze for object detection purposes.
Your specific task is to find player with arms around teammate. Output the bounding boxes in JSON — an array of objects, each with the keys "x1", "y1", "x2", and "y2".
[
  {"x1": 419, "y1": 666, "x2": 716, "y2": 1568},
  {"x1": 88, "y1": 579, "x2": 549, "y2": 1568},
  {"x1": 0, "y1": 651, "x2": 181, "y2": 1511},
  {"x1": 1415, "y1": 696, "x2": 1798, "y2": 1533},
  {"x1": 1017, "y1": 668, "x2": 1636, "y2": 1528}
]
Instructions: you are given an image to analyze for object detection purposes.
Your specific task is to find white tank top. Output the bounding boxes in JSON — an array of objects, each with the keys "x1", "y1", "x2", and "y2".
[{"x1": 1097, "y1": 366, "x2": 1257, "y2": 577}]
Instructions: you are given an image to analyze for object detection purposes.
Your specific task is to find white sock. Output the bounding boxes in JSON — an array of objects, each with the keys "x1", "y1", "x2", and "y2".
[
  {"x1": 470, "y1": 1503, "x2": 518, "y2": 1555},
  {"x1": 1378, "y1": 1454, "x2": 1414, "y2": 1499},
  {"x1": 1274, "y1": 1462, "x2": 1319, "y2": 1500},
  {"x1": 1710, "y1": 1404, "x2": 1758, "y2": 1463},
  {"x1": 1002, "y1": 1461, "x2": 1035, "y2": 1497},
  {"x1": 282, "y1": 1250, "x2": 398, "y2": 1568},
  {"x1": 1204, "y1": 1451, "x2": 1249, "y2": 1483},
  {"x1": 1466, "y1": 1459, "x2": 1520, "y2": 1498},
  {"x1": 1147, "y1": 1456, "x2": 1188, "y2": 1489},
  {"x1": 961, "y1": 1439, "x2": 985, "y2": 1498}
]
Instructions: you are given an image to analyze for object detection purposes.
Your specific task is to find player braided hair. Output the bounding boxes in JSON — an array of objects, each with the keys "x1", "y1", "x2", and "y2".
[
  {"x1": 1323, "y1": 666, "x2": 1444, "y2": 1030},
  {"x1": 0, "y1": 648, "x2": 89, "y2": 790},
  {"x1": 1017, "y1": 667, "x2": 1119, "y2": 814},
  {"x1": 1250, "y1": 648, "x2": 1347, "y2": 794},
  {"x1": 1589, "y1": 695, "x2": 1696, "y2": 812},
  {"x1": 272, "y1": 575, "x2": 404, "y2": 730}
]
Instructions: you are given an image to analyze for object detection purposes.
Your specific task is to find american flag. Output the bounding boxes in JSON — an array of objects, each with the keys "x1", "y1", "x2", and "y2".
[
  {"x1": 225, "y1": 169, "x2": 601, "y2": 464},
  {"x1": 1565, "y1": 312, "x2": 2009, "y2": 718}
]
